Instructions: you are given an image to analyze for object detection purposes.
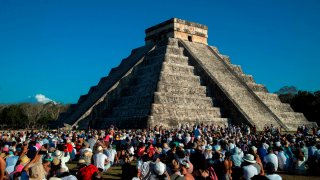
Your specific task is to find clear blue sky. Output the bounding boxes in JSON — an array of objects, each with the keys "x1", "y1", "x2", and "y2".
[{"x1": 0, "y1": 0, "x2": 319, "y2": 104}]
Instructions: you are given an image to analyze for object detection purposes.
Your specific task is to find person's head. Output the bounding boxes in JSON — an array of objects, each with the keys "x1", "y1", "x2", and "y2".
[
  {"x1": 265, "y1": 162, "x2": 276, "y2": 174},
  {"x1": 96, "y1": 146, "x2": 103, "y2": 153},
  {"x1": 42, "y1": 160, "x2": 51, "y2": 173},
  {"x1": 224, "y1": 151, "x2": 231, "y2": 160},
  {"x1": 171, "y1": 159, "x2": 180, "y2": 172},
  {"x1": 154, "y1": 161, "x2": 166, "y2": 176}
]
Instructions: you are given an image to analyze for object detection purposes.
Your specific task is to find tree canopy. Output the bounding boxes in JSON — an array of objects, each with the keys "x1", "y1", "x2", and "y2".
[
  {"x1": 0, "y1": 103, "x2": 69, "y2": 129},
  {"x1": 277, "y1": 86, "x2": 320, "y2": 125}
]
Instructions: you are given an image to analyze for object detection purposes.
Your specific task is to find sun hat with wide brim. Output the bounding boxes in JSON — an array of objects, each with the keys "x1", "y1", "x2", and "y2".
[
  {"x1": 154, "y1": 162, "x2": 166, "y2": 175},
  {"x1": 243, "y1": 154, "x2": 256, "y2": 163},
  {"x1": 20, "y1": 155, "x2": 30, "y2": 164},
  {"x1": 205, "y1": 145, "x2": 212, "y2": 150},
  {"x1": 54, "y1": 150, "x2": 63, "y2": 158},
  {"x1": 0, "y1": 153, "x2": 7, "y2": 159}
]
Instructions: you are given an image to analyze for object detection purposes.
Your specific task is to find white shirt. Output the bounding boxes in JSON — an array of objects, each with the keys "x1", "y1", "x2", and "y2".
[
  {"x1": 242, "y1": 165, "x2": 258, "y2": 180},
  {"x1": 58, "y1": 154, "x2": 71, "y2": 171},
  {"x1": 104, "y1": 148, "x2": 117, "y2": 162},
  {"x1": 93, "y1": 152, "x2": 108, "y2": 170},
  {"x1": 276, "y1": 151, "x2": 287, "y2": 170},
  {"x1": 266, "y1": 174, "x2": 282, "y2": 180},
  {"x1": 264, "y1": 153, "x2": 278, "y2": 171}
]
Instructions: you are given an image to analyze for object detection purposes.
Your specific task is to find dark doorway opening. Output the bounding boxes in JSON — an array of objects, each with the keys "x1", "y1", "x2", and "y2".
[{"x1": 188, "y1": 36, "x2": 193, "y2": 42}]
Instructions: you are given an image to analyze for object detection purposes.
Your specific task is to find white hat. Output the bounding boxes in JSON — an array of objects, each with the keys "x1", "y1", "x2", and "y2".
[
  {"x1": 205, "y1": 145, "x2": 212, "y2": 150},
  {"x1": 251, "y1": 146, "x2": 257, "y2": 152},
  {"x1": 275, "y1": 141, "x2": 281, "y2": 147},
  {"x1": 54, "y1": 150, "x2": 63, "y2": 158},
  {"x1": 154, "y1": 162, "x2": 166, "y2": 175},
  {"x1": 243, "y1": 154, "x2": 256, "y2": 163},
  {"x1": 213, "y1": 145, "x2": 221, "y2": 151}
]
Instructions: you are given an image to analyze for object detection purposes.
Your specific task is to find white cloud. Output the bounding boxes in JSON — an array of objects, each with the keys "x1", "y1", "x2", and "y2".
[{"x1": 35, "y1": 94, "x2": 56, "y2": 104}]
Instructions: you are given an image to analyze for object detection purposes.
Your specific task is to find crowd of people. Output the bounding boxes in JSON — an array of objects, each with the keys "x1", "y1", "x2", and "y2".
[{"x1": 0, "y1": 123, "x2": 320, "y2": 180}]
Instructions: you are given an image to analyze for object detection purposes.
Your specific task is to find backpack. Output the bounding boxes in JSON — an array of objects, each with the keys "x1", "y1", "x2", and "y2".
[{"x1": 78, "y1": 164, "x2": 99, "y2": 180}]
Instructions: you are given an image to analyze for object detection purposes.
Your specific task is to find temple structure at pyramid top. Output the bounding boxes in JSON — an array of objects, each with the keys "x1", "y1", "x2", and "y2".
[
  {"x1": 145, "y1": 18, "x2": 208, "y2": 45},
  {"x1": 55, "y1": 18, "x2": 317, "y2": 131}
]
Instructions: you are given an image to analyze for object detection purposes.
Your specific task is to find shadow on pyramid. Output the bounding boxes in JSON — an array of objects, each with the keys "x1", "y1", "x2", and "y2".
[{"x1": 55, "y1": 18, "x2": 317, "y2": 131}]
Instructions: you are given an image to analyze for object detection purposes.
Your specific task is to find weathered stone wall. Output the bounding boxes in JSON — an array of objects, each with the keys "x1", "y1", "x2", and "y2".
[
  {"x1": 145, "y1": 18, "x2": 208, "y2": 45},
  {"x1": 56, "y1": 44, "x2": 154, "y2": 128}
]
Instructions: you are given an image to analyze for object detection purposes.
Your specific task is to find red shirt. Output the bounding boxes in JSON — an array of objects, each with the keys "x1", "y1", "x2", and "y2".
[{"x1": 65, "y1": 143, "x2": 73, "y2": 153}]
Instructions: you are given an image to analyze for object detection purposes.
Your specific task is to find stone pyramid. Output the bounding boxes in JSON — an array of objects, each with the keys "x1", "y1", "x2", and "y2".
[{"x1": 57, "y1": 18, "x2": 317, "y2": 131}]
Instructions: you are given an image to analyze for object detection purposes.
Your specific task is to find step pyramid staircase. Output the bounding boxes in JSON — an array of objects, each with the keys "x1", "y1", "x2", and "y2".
[{"x1": 56, "y1": 18, "x2": 317, "y2": 131}]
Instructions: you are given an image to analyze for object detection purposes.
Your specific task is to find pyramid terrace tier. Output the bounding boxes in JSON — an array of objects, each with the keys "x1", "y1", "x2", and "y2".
[
  {"x1": 144, "y1": 54, "x2": 189, "y2": 66},
  {"x1": 148, "y1": 116, "x2": 229, "y2": 128},
  {"x1": 159, "y1": 72, "x2": 203, "y2": 86},
  {"x1": 154, "y1": 92, "x2": 214, "y2": 106},
  {"x1": 150, "y1": 104, "x2": 222, "y2": 117},
  {"x1": 157, "y1": 83, "x2": 208, "y2": 96}
]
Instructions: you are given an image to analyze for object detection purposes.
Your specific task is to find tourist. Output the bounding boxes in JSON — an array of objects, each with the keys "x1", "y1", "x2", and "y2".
[
  {"x1": 93, "y1": 146, "x2": 110, "y2": 172},
  {"x1": 222, "y1": 152, "x2": 233, "y2": 180},
  {"x1": 242, "y1": 154, "x2": 258, "y2": 180},
  {"x1": 5, "y1": 151, "x2": 19, "y2": 174},
  {"x1": 170, "y1": 159, "x2": 184, "y2": 180},
  {"x1": 263, "y1": 147, "x2": 278, "y2": 171},
  {"x1": 0, "y1": 155, "x2": 5, "y2": 180},
  {"x1": 104, "y1": 143, "x2": 118, "y2": 166},
  {"x1": 249, "y1": 146, "x2": 264, "y2": 175},
  {"x1": 276, "y1": 146, "x2": 288, "y2": 171},
  {"x1": 265, "y1": 162, "x2": 282, "y2": 180},
  {"x1": 293, "y1": 149, "x2": 307, "y2": 175},
  {"x1": 53, "y1": 150, "x2": 70, "y2": 172}
]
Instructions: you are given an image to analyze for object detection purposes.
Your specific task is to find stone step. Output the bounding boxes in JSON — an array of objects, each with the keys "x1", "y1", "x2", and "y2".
[
  {"x1": 286, "y1": 121, "x2": 318, "y2": 130},
  {"x1": 156, "y1": 91, "x2": 207, "y2": 99},
  {"x1": 159, "y1": 72, "x2": 201, "y2": 85},
  {"x1": 111, "y1": 106, "x2": 151, "y2": 117},
  {"x1": 229, "y1": 64, "x2": 244, "y2": 75},
  {"x1": 157, "y1": 38, "x2": 179, "y2": 47},
  {"x1": 147, "y1": 45, "x2": 184, "y2": 57},
  {"x1": 277, "y1": 112, "x2": 305, "y2": 120},
  {"x1": 117, "y1": 95, "x2": 154, "y2": 107},
  {"x1": 125, "y1": 84, "x2": 158, "y2": 96},
  {"x1": 246, "y1": 82, "x2": 268, "y2": 92},
  {"x1": 238, "y1": 74, "x2": 255, "y2": 83},
  {"x1": 144, "y1": 53, "x2": 189, "y2": 67},
  {"x1": 148, "y1": 115, "x2": 229, "y2": 127},
  {"x1": 150, "y1": 104, "x2": 222, "y2": 117},
  {"x1": 96, "y1": 116, "x2": 149, "y2": 129},
  {"x1": 157, "y1": 83, "x2": 207, "y2": 96},
  {"x1": 264, "y1": 102, "x2": 293, "y2": 112},
  {"x1": 255, "y1": 92, "x2": 280, "y2": 101},
  {"x1": 161, "y1": 62, "x2": 195, "y2": 75},
  {"x1": 163, "y1": 54, "x2": 189, "y2": 65},
  {"x1": 154, "y1": 92, "x2": 213, "y2": 106}
]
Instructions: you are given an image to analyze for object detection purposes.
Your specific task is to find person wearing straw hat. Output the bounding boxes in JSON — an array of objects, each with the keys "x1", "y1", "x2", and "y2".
[
  {"x1": 54, "y1": 150, "x2": 70, "y2": 172},
  {"x1": 242, "y1": 154, "x2": 258, "y2": 180},
  {"x1": 93, "y1": 146, "x2": 109, "y2": 172}
]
